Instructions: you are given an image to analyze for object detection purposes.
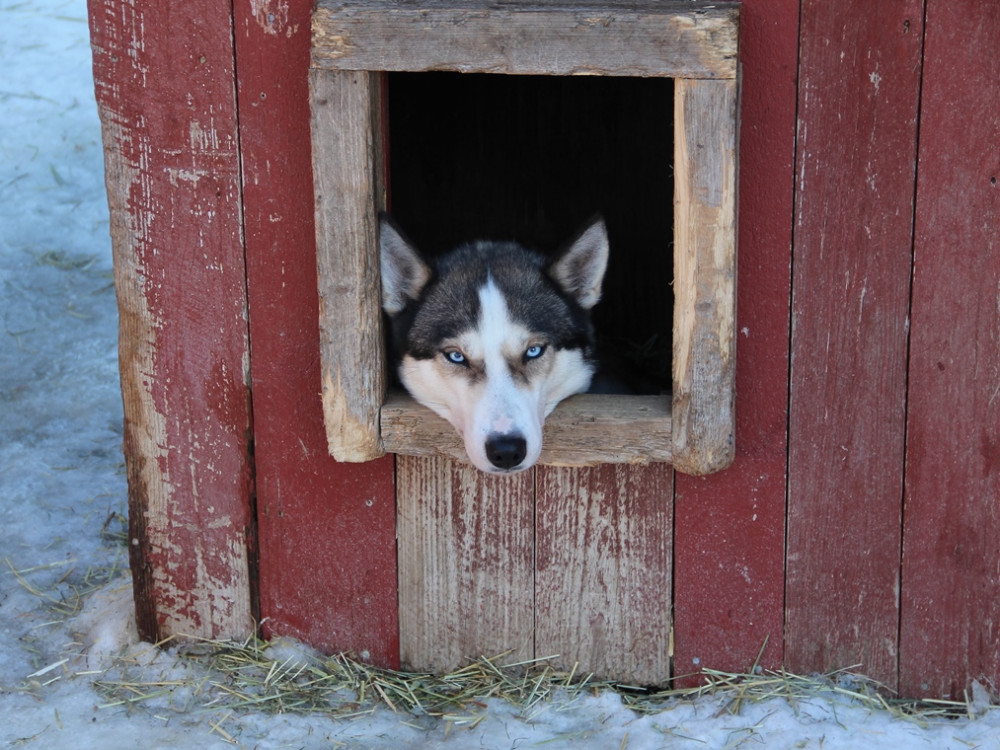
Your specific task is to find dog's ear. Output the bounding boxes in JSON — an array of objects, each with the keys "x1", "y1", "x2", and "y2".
[
  {"x1": 379, "y1": 215, "x2": 431, "y2": 315},
  {"x1": 549, "y1": 216, "x2": 609, "y2": 310}
]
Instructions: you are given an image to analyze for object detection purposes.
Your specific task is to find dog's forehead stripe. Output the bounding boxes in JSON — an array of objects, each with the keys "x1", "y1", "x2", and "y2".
[{"x1": 470, "y1": 277, "x2": 540, "y2": 364}]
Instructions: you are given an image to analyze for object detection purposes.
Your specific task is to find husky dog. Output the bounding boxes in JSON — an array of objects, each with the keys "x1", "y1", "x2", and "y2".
[{"x1": 379, "y1": 216, "x2": 609, "y2": 473}]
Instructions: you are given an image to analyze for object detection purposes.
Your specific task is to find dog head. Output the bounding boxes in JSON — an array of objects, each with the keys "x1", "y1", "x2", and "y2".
[{"x1": 379, "y1": 216, "x2": 608, "y2": 473}]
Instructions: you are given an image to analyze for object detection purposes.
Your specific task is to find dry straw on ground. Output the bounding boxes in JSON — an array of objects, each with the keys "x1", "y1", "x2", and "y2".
[
  {"x1": 91, "y1": 631, "x2": 988, "y2": 727},
  {"x1": 8, "y1": 559, "x2": 995, "y2": 729}
]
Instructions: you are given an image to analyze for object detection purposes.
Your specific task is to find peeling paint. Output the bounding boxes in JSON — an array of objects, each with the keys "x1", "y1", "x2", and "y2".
[
  {"x1": 90, "y1": 0, "x2": 255, "y2": 644},
  {"x1": 189, "y1": 119, "x2": 221, "y2": 152},
  {"x1": 166, "y1": 167, "x2": 208, "y2": 187},
  {"x1": 249, "y1": 0, "x2": 300, "y2": 37}
]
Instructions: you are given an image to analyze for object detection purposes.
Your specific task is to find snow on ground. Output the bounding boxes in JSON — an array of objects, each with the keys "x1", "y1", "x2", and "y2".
[{"x1": 2, "y1": 1, "x2": 1000, "y2": 748}]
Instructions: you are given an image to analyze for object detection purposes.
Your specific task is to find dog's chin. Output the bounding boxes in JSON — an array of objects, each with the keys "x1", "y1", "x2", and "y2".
[
  {"x1": 477, "y1": 462, "x2": 532, "y2": 475},
  {"x1": 464, "y1": 438, "x2": 542, "y2": 475}
]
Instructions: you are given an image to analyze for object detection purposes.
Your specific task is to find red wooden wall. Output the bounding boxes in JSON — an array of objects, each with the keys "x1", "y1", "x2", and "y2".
[
  {"x1": 672, "y1": 0, "x2": 797, "y2": 683},
  {"x1": 232, "y1": 0, "x2": 399, "y2": 666},
  {"x1": 786, "y1": 0, "x2": 923, "y2": 688},
  {"x1": 89, "y1": 0, "x2": 256, "y2": 641},
  {"x1": 90, "y1": 0, "x2": 999, "y2": 699},
  {"x1": 899, "y1": 2, "x2": 1000, "y2": 698}
]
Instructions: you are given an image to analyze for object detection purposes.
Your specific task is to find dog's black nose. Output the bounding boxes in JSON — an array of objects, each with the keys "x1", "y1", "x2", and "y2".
[{"x1": 485, "y1": 434, "x2": 527, "y2": 470}]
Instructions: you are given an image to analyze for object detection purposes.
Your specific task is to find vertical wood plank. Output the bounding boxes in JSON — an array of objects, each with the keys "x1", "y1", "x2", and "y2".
[
  {"x1": 785, "y1": 1, "x2": 924, "y2": 689},
  {"x1": 672, "y1": 0, "x2": 798, "y2": 682},
  {"x1": 88, "y1": 0, "x2": 255, "y2": 640},
  {"x1": 535, "y1": 465, "x2": 672, "y2": 684},
  {"x1": 672, "y1": 77, "x2": 738, "y2": 476},
  {"x1": 233, "y1": 0, "x2": 398, "y2": 665},
  {"x1": 397, "y1": 457, "x2": 534, "y2": 671},
  {"x1": 899, "y1": 0, "x2": 1000, "y2": 699},
  {"x1": 310, "y1": 68, "x2": 387, "y2": 462}
]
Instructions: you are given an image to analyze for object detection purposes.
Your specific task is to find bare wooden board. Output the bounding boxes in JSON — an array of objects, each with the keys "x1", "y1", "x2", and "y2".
[
  {"x1": 381, "y1": 391, "x2": 672, "y2": 466},
  {"x1": 311, "y1": 68, "x2": 386, "y2": 462},
  {"x1": 397, "y1": 456, "x2": 535, "y2": 671},
  {"x1": 235, "y1": 0, "x2": 399, "y2": 666},
  {"x1": 312, "y1": 0, "x2": 739, "y2": 79},
  {"x1": 89, "y1": 0, "x2": 255, "y2": 641},
  {"x1": 899, "y1": 0, "x2": 1000, "y2": 700},
  {"x1": 785, "y1": 0, "x2": 924, "y2": 690},
  {"x1": 535, "y1": 464, "x2": 673, "y2": 684},
  {"x1": 671, "y1": 77, "x2": 738, "y2": 476},
  {"x1": 309, "y1": 71, "x2": 386, "y2": 461}
]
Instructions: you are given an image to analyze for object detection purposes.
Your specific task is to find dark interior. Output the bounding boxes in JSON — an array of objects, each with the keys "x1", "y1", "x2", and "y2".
[{"x1": 385, "y1": 72, "x2": 674, "y2": 392}]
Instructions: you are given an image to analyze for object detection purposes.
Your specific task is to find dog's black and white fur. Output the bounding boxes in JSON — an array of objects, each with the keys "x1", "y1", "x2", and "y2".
[{"x1": 379, "y1": 216, "x2": 609, "y2": 473}]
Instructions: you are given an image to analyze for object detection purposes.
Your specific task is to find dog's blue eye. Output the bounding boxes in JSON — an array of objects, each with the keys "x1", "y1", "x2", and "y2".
[
  {"x1": 525, "y1": 345, "x2": 545, "y2": 360},
  {"x1": 444, "y1": 349, "x2": 466, "y2": 365}
]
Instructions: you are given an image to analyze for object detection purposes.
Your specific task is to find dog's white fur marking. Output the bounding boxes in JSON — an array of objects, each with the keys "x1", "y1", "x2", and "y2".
[{"x1": 463, "y1": 280, "x2": 543, "y2": 471}]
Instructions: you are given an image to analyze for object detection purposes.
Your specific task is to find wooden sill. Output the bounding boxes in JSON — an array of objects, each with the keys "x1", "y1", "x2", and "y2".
[{"x1": 380, "y1": 390, "x2": 672, "y2": 467}]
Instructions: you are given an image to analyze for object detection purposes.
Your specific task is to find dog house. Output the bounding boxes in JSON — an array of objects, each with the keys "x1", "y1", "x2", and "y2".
[{"x1": 90, "y1": 0, "x2": 999, "y2": 700}]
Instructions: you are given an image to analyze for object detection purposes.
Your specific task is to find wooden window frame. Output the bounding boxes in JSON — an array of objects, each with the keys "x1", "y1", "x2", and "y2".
[{"x1": 309, "y1": 0, "x2": 739, "y2": 475}]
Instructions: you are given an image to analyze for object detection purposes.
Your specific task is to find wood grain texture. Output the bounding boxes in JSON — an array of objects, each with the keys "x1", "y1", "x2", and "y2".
[
  {"x1": 235, "y1": 0, "x2": 399, "y2": 666},
  {"x1": 535, "y1": 464, "x2": 673, "y2": 684},
  {"x1": 671, "y1": 0, "x2": 798, "y2": 684},
  {"x1": 382, "y1": 391, "x2": 671, "y2": 466},
  {"x1": 785, "y1": 0, "x2": 924, "y2": 689},
  {"x1": 671, "y1": 77, "x2": 738, "y2": 476},
  {"x1": 899, "y1": 0, "x2": 1000, "y2": 699},
  {"x1": 397, "y1": 456, "x2": 534, "y2": 671},
  {"x1": 311, "y1": 69, "x2": 387, "y2": 462},
  {"x1": 312, "y1": 0, "x2": 739, "y2": 79},
  {"x1": 89, "y1": 0, "x2": 255, "y2": 641}
]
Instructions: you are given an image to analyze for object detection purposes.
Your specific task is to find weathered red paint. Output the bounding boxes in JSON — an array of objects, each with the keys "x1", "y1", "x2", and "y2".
[
  {"x1": 671, "y1": 0, "x2": 798, "y2": 682},
  {"x1": 89, "y1": 0, "x2": 256, "y2": 639},
  {"x1": 785, "y1": 0, "x2": 924, "y2": 690},
  {"x1": 232, "y1": 0, "x2": 399, "y2": 665},
  {"x1": 899, "y1": 0, "x2": 1000, "y2": 699}
]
